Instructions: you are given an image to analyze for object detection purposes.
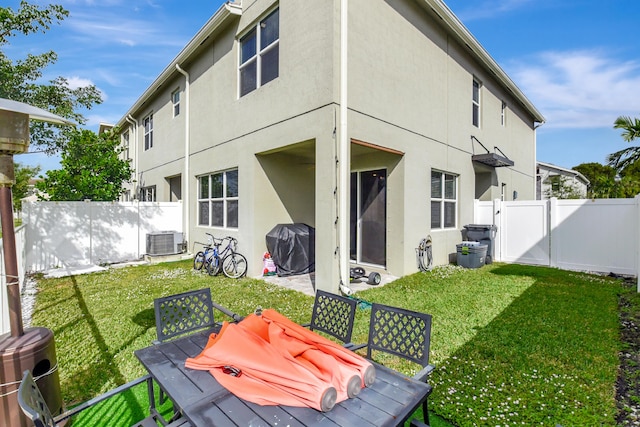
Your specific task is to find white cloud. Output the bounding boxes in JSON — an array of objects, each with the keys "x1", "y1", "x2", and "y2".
[
  {"x1": 65, "y1": 75, "x2": 94, "y2": 89},
  {"x1": 509, "y1": 50, "x2": 640, "y2": 129},
  {"x1": 450, "y1": 0, "x2": 538, "y2": 21}
]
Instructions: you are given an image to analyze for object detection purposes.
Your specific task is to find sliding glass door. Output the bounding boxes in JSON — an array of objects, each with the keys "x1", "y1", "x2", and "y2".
[{"x1": 350, "y1": 169, "x2": 386, "y2": 266}]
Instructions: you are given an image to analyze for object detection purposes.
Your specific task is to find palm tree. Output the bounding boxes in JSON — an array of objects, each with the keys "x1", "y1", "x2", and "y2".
[{"x1": 607, "y1": 115, "x2": 640, "y2": 170}]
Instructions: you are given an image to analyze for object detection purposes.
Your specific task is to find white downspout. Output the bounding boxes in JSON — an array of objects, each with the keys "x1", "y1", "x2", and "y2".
[
  {"x1": 175, "y1": 64, "x2": 190, "y2": 247},
  {"x1": 125, "y1": 115, "x2": 138, "y2": 197},
  {"x1": 125, "y1": 114, "x2": 140, "y2": 256},
  {"x1": 338, "y1": 0, "x2": 351, "y2": 295}
]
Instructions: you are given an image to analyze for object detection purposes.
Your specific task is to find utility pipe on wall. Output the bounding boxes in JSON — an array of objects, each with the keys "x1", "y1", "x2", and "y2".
[
  {"x1": 125, "y1": 115, "x2": 139, "y2": 197},
  {"x1": 338, "y1": 0, "x2": 350, "y2": 292},
  {"x1": 175, "y1": 64, "x2": 190, "y2": 246}
]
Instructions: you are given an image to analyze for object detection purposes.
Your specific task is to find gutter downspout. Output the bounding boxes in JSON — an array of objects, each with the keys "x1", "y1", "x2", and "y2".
[
  {"x1": 175, "y1": 64, "x2": 190, "y2": 247},
  {"x1": 125, "y1": 115, "x2": 139, "y2": 196},
  {"x1": 338, "y1": 0, "x2": 351, "y2": 295},
  {"x1": 125, "y1": 115, "x2": 139, "y2": 256}
]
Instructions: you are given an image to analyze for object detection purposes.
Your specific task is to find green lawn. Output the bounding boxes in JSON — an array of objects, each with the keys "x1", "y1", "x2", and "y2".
[{"x1": 28, "y1": 260, "x2": 627, "y2": 426}]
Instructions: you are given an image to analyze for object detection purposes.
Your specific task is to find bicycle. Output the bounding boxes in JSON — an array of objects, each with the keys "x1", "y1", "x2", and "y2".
[
  {"x1": 210, "y1": 236, "x2": 248, "y2": 279},
  {"x1": 193, "y1": 233, "x2": 220, "y2": 276}
]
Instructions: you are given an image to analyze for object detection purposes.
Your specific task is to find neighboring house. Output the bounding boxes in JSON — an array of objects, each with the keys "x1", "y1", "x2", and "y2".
[
  {"x1": 536, "y1": 162, "x2": 589, "y2": 200},
  {"x1": 116, "y1": 0, "x2": 544, "y2": 292}
]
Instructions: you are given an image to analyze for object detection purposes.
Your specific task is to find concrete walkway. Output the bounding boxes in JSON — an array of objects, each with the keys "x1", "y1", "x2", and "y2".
[{"x1": 260, "y1": 270, "x2": 397, "y2": 296}]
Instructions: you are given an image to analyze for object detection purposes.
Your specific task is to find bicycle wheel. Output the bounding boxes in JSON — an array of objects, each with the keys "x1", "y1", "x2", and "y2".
[
  {"x1": 222, "y1": 253, "x2": 248, "y2": 279},
  {"x1": 207, "y1": 255, "x2": 222, "y2": 276},
  {"x1": 193, "y1": 251, "x2": 206, "y2": 270}
]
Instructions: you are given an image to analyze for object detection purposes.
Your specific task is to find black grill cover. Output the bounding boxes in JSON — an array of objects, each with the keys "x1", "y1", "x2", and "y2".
[{"x1": 265, "y1": 223, "x2": 315, "y2": 277}]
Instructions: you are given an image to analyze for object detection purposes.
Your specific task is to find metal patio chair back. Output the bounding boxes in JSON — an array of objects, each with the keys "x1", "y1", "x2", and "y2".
[
  {"x1": 365, "y1": 303, "x2": 435, "y2": 425},
  {"x1": 307, "y1": 289, "x2": 358, "y2": 346},
  {"x1": 154, "y1": 288, "x2": 217, "y2": 344},
  {"x1": 18, "y1": 370, "x2": 188, "y2": 427}
]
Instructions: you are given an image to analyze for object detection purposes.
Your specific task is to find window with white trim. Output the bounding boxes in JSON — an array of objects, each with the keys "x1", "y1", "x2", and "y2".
[
  {"x1": 472, "y1": 79, "x2": 481, "y2": 128},
  {"x1": 501, "y1": 100, "x2": 507, "y2": 127},
  {"x1": 140, "y1": 185, "x2": 156, "y2": 202},
  {"x1": 172, "y1": 89, "x2": 180, "y2": 117},
  {"x1": 122, "y1": 131, "x2": 130, "y2": 160},
  {"x1": 143, "y1": 113, "x2": 153, "y2": 150},
  {"x1": 239, "y1": 8, "x2": 279, "y2": 97},
  {"x1": 198, "y1": 169, "x2": 238, "y2": 228},
  {"x1": 431, "y1": 171, "x2": 457, "y2": 229}
]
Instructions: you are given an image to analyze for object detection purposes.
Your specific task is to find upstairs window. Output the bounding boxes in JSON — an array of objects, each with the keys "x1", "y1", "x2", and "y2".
[
  {"x1": 431, "y1": 170, "x2": 457, "y2": 229},
  {"x1": 472, "y1": 79, "x2": 481, "y2": 128},
  {"x1": 122, "y1": 131, "x2": 130, "y2": 160},
  {"x1": 501, "y1": 100, "x2": 507, "y2": 126},
  {"x1": 143, "y1": 113, "x2": 153, "y2": 150},
  {"x1": 239, "y1": 8, "x2": 279, "y2": 97},
  {"x1": 172, "y1": 89, "x2": 180, "y2": 117}
]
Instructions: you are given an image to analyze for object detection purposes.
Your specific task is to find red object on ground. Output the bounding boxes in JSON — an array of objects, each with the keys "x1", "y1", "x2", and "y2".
[{"x1": 185, "y1": 309, "x2": 374, "y2": 412}]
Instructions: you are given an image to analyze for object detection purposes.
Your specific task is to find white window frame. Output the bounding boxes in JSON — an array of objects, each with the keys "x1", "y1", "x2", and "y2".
[
  {"x1": 140, "y1": 185, "x2": 156, "y2": 202},
  {"x1": 472, "y1": 78, "x2": 481, "y2": 128},
  {"x1": 501, "y1": 100, "x2": 507, "y2": 127},
  {"x1": 172, "y1": 89, "x2": 180, "y2": 117},
  {"x1": 238, "y1": 8, "x2": 279, "y2": 97},
  {"x1": 431, "y1": 170, "x2": 458, "y2": 230},
  {"x1": 198, "y1": 169, "x2": 239, "y2": 229},
  {"x1": 143, "y1": 113, "x2": 153, "y2": 150},
  {"x1": 122, "y1": 131, "x2": 130, "y2": 160}
]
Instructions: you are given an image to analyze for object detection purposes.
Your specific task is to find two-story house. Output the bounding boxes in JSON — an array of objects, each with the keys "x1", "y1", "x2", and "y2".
[{"x1": 117, "y1": 0, "x2": 544, "y2": 292}]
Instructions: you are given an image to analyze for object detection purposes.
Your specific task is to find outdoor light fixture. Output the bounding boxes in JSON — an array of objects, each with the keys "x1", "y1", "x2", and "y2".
[{"x1": 0, "y1": 98, "x2": 73, "y2": 426}]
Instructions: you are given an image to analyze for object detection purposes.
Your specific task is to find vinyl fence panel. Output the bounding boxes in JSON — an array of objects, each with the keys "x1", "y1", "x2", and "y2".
[
  {"x1": 23, "y1": 201, "x2": 183, "y2": 272},
  {"x1": 477, "y1": 197, "x2": 639, "y2": 278},
  {"x1": 551, "y1": 198, "x2": 637, "y2": 275}
]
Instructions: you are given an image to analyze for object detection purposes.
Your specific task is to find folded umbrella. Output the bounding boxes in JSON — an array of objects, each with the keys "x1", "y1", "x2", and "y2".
[
  {"x1": 186, "y1": 321, "x2": 338, "y2": 411},
  {"x1": 246, "y1": 309, "x2": 376, "y2": 393}
]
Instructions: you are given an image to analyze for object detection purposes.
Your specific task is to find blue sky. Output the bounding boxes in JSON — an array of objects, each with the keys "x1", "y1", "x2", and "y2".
[{"x1": 5, "y1": 0, "x2": 640, "y2": 173}]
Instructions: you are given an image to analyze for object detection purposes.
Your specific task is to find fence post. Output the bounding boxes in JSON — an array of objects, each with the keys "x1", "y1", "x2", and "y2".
[
  {"x1": 493, "y1": 198, "x2": 501, "y2": 262},
  {"x1": 549, "y1": 197, "x2": 557, "y2": 268},
  {"x1": 636, "y1": 194, "x2": 640, "y2": 293}
]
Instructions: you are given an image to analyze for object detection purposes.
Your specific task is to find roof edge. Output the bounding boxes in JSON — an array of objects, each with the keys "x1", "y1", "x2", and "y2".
[
  {"x1": 116, "y1": 1, "x2": 241, "y2": 127},
  {"x1": 427, "y1": 0, "x2": 545, "y2": 124}
]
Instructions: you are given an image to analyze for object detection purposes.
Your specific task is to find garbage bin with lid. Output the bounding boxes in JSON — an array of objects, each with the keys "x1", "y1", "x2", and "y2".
[
  {"x1": 463, "y1": 224, "x2": 497, "y2": 264},
  {"x1": 456, "y1": 243, "x2": 487, "y2": 268}
]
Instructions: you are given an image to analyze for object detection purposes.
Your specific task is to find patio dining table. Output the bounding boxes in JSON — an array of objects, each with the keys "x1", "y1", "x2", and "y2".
[{"x1": 135, "y1": 327, "x2": 432, "y2": 427}]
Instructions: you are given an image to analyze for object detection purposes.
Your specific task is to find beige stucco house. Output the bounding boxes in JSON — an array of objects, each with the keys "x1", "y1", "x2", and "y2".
[
  {"x1": 116, "y1": 0, "x2": 544, "y2": 292},
  {"x1": 536, "y1": 161, "x2": 589, "y2": 199}
]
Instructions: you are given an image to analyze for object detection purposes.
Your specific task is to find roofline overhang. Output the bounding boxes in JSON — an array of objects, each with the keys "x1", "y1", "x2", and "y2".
[
  {"x1": 424, "y1": 0, "x2": 546, "y2": 125},
  {"x1": 116, "y1": 1, "x2": 242, "y2": 128},
  {"x1": 537, "y1": 161, "x2": 590, "y2": 185}
]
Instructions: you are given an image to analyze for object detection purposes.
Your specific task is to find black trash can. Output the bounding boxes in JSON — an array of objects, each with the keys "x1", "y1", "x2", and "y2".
[{"x1": 463, "y1": 224, "x2": 497, "y2": 264}]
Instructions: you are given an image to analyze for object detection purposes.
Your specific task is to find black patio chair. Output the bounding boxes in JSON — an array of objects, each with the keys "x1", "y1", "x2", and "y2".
[
  {"x1": 356, "y1": 303, "x2": 435, "y2": 426},
  {"x1": 154, "y1": 288, "x2": 242, "y2": 406},
  {"x1": 18, "y1": 370, "x2": 190, "y2": 427},
  {"x1": 304, "y1": 289, "x2": 358, "y2": 347}
]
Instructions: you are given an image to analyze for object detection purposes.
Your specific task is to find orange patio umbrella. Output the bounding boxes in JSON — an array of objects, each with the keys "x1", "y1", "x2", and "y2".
[{"x1": 185, "y1": 309, "x2": 375, "y2": 412}]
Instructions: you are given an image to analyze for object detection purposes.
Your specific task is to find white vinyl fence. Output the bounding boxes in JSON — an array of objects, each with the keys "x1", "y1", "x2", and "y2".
[
  {"x1": 0, "y1": 225, "x2": 27, "y2": 336},
  {"x1": 23, "y1": 201, "x2": 183, "y2": 272},
  {"x1": 475, "y1": 197, "x2": 640, "y2": 282}
]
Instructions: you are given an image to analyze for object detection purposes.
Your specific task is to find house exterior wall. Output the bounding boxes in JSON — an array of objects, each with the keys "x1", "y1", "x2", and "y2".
[{"x1": 117, "y1": 0, "x2": 542, "y2": 292}]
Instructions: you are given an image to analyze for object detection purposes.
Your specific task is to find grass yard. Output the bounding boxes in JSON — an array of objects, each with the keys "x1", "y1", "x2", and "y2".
[{"x1": 27, "y1": 260, "x2": 629, "y2": 426}]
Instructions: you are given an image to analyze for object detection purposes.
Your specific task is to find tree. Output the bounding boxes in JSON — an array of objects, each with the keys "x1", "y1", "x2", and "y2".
[
  {"x1": 607, "y1": 115, "x2": 640, "y2": 171},
  {"x1": 13, "y1": 162, "x2": 40, "y2": 212},
  {"x1": 543, "y1": 175, "x2": 583, "y2": 199},
  {"x1": 573, "y1": 162, "x2": 618, "y2": 198},
  {"x1": 36, "y1": 129, "x2": 132, "y2": 201},
  {"x1": 0, "y1": 1, "x2": 102, "y2": 153}
]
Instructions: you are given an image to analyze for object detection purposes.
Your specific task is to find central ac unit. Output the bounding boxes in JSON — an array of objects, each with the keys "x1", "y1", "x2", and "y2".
[{"x1": 146, "y1": 231, "x2": 184, "y2": 256}]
